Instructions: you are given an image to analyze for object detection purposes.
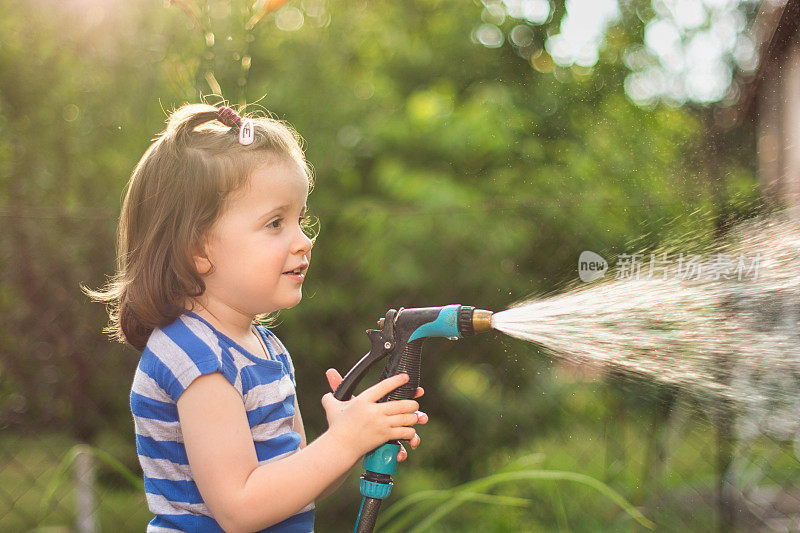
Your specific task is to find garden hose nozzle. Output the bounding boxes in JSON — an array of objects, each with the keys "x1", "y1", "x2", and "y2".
[
  {"x1": 375, "y1": 306, "x2": 493, "y2": 335},
  {"x1": 333, "y1": 304, "x2": 493, "y2": 533}
]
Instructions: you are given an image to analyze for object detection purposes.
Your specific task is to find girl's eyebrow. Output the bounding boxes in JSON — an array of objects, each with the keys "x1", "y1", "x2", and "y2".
[{"x1": 258, "y1": 204, "x2": 308, "y2": 221}]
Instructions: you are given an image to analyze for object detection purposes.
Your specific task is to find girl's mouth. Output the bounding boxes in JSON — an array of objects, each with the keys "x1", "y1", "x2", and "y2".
[
  {"x1": 282, "y1": 271, "x2": 305, "y2": 282},
  {"x1": 282, "y1": 263, "x2": 308, "y2": 281}
]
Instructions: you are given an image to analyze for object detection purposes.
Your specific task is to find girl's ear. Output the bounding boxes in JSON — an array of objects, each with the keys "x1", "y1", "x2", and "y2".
[{"x1": 192, "y1": 237, "x2": 213, "y2": 276}]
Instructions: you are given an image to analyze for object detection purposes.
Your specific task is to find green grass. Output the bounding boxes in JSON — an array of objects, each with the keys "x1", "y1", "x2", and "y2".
[
  {"x1": 0, "y1": 431, "x2": 151, "y2": 532},
  {"x1": 374, "y1": 390, "x2": 800, "y2": 532},
  {"x1": 3, "y1": 387, "x2": 800, "y2": 532}
]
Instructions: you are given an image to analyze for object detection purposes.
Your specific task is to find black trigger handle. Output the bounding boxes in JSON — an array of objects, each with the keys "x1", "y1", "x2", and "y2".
[{"x1": 333, "y1": 310, "x2": 397, "y2": 400}]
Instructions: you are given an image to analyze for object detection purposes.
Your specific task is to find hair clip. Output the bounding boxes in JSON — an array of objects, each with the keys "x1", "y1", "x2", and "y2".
[
  {"x1": 217, "y1": 106, "x2": 254, "y2": 146},
  {"x1": 239, "y1": 118, "x2": 254, "y2": 146}
]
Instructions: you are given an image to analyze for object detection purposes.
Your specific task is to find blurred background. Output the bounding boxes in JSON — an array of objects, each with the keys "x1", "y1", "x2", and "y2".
[{"x1": 2, "y1": 0, "x2": 800, "y2": 530}]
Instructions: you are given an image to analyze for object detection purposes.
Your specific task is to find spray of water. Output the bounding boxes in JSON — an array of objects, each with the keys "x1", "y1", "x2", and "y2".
[{"x1": 491, "y1": 211, "x2": 800, "y2": 441}]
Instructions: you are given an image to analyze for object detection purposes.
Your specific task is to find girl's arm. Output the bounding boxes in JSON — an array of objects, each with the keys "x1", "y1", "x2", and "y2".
[
  {"x1": 294, "y1": 397, "x2": 350, "y2": 500},
  {"x1": 292, "y1": 396, "x2": 349, "y2": 501},
  {"x1": 294, "y1": 397, "x2": 307, "y2": 448},
  {"x1": 177, "y1": 371, "x2": 420, "y2": 533}
]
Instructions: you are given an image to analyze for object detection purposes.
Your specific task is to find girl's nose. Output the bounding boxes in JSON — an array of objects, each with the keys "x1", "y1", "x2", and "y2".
[{"x1": 294, "y1": 225, "x2": 313, "y2": 254}]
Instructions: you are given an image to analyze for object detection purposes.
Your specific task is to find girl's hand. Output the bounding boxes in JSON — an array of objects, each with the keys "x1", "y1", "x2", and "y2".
[{"x1": 323, "y1": 368, "x2": 427, "y2": 462}]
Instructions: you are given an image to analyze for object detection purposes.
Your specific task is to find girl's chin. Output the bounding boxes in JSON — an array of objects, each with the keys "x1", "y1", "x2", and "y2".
[{"x1": 279, "y1": 292, "x2": 303, "y2": 310}]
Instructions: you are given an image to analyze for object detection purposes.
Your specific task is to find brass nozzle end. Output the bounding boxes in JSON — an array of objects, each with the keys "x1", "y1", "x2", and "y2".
[{"x1": 472, "y1": 309, "x2": 493, "y2": 333}]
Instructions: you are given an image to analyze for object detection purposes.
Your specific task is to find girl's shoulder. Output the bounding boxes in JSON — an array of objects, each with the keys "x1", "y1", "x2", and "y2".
[
  {"x1": 137, "y1": 312, "x2": 240, "y2": 402},
  {"x1": 143, "y1": 312, "x2": 226, "y2": 366}
]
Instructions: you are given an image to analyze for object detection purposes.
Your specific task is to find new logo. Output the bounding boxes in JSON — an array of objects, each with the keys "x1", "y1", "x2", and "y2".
[{"x1": 578, "y1": 251, "x2": 607, "y2": 282}]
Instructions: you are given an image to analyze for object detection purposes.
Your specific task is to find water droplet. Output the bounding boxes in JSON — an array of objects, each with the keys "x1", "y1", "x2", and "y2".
[
  {"x1": 62, "y1": 104, "x2": 80, "y2": 122},
  {"x1": 275, "y1": 7, "x2": 304, "y2": 31},
  {"x1": 472, "y1": 24, "x2": 504, "y2": 49}
]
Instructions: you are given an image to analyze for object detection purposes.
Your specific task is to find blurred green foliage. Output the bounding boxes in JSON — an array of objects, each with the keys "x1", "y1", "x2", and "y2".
[{"x1": 0, "y1": 0, "x2": 769, "y2": 530}]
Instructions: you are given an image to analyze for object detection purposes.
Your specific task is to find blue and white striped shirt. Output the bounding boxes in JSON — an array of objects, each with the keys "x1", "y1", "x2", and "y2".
[{"x1": 130, "y1": 310, "x2": 315, "y2": 532}]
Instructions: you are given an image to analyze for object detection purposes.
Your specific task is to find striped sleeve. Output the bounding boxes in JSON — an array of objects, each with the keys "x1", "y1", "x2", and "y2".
[
  {"x1": 143, "y1": 317, "x2": 239, "y2": 402},
  {"x1": 259, "y1": 327, "x2": 296, "y2": 380}
]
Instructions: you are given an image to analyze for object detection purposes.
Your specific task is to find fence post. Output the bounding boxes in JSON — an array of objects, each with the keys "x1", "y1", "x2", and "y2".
[{"x1": 74, "y1": 444, "x2": 99, "y2": 533}]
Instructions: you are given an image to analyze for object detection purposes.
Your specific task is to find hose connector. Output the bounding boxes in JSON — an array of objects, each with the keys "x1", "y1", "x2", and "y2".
[
  {"x1": 472, "y1": 308, "x2": 493, "y2": 333},
  {"x1": 457, "y1": 306, "x2": 494, "y2": 336}
]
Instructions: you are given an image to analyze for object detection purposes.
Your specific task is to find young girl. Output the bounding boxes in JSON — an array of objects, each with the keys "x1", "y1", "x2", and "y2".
[{"x1": 84, "y1": 102, "x2": 427, "y2": 532}]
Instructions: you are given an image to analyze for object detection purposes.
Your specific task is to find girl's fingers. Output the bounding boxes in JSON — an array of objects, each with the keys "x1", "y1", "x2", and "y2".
[
  {"x1": 397, "y1": 435, "x2": 420, "y2": 461},
  {"x1": 391, "y1": 426, "x2": 417, "y2": 441},
  {"x1": 325, "y1": 368, "x2": 343, "y2": 391},
  {"x1": 415, "y1": 410, "x2": 428, "y2": 424},
  {"x1": 360, "y1": 373, "x2": 410, "y2": 403},
  {"x1": 414, "y1": 387, "x2": 425, "y2": 398},
  {"x1": 383, "y1": 399, "x2": 419, "y2": 416},
  {"x1": 320, "y1": 392, "x2": 338, "y2": 411},
  {"x1": 397, "y1": 444, "x2": 408, "y2": 462},
  {"x1": 387, "y1": 413, "x2": 421, "y2": 427}
]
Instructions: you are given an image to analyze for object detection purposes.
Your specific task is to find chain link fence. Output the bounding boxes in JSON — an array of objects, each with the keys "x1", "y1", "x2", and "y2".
[{"x1": 2, "y1": 209, "x2": 800, "y2": 532}]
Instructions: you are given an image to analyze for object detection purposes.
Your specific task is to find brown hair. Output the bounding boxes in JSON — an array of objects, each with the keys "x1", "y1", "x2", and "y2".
[{"x1": 82, "y1": 102, "x2": 315, "y2": 352}]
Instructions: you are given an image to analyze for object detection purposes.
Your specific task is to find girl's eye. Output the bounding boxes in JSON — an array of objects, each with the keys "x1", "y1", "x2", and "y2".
[{"x1": 267, "y1": 214, "x2": 311, "y2": 230}]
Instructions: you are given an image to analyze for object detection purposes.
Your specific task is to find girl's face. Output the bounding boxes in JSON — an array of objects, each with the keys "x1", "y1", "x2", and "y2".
[{"x1": 193, "y1": 156, "x2": 312, "y2": 317}]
